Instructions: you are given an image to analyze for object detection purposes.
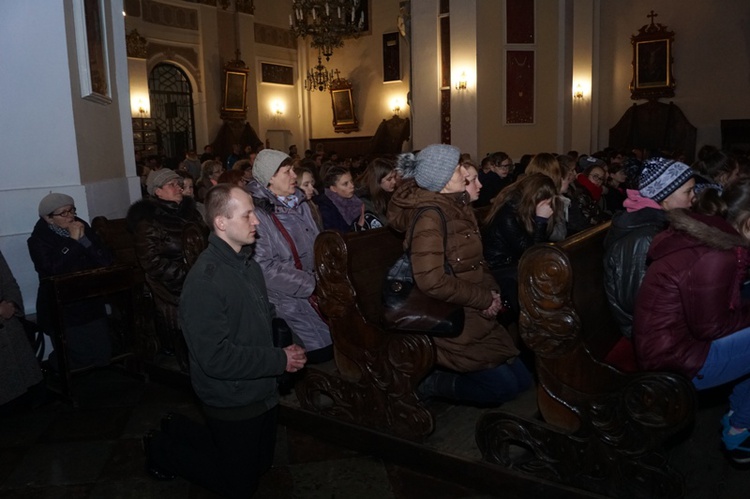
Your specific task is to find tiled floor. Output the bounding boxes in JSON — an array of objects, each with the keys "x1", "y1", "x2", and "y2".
[{"x1": 0, "y1": 368, "x2": 498, "y2": 498}]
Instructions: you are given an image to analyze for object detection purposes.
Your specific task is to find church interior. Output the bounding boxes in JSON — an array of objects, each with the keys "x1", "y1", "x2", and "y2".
[{"x1": 2, "y1": 0, "x2": 750, "y2": 497}]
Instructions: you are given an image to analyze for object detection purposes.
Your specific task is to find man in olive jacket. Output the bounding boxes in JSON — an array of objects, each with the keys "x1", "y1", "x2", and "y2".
[{"x1": 144, "y1": 184, "x2": 306, "y2": 498}]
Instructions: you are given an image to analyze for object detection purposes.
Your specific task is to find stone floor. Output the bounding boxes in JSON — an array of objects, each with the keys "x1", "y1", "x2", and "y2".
[
  {"x1": 0, "y1": 367, "x2": 499, "y2": 499},
  {"x1": 1, "y1": 367, "x2": 749, "y2": 498}
]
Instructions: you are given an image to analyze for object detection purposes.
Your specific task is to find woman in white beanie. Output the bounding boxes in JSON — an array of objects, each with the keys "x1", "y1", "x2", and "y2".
[
  {"x1": 246, "y1": 149, "x2": 332, "y2": 363},
  {"x1": 388, "y1": 144, "x2": 531, "y2": 406},
  {"x1": 27, "y1": 193, "x2": 113, "y2": 370}
]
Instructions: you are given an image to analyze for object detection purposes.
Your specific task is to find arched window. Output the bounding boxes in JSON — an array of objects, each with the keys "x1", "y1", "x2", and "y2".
[{"x1": 148, "y1": 63, "x2": 196, "y2": 167}]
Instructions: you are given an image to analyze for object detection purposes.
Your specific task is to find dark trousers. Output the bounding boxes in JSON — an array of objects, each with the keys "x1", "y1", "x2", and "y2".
[{"x1": 150, "y1": 407, "x2": 278, "y2": 498}]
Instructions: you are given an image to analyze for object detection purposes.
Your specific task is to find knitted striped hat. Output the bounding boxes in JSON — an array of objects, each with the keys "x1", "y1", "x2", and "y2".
[{"x1": 638, "y1": 157, "x2": 694, "y2": 202}]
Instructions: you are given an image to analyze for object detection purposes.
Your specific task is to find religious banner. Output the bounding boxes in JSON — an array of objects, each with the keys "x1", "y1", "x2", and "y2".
[{"x1": 506, "y1": 50, "x2": 534, "y2": 124}]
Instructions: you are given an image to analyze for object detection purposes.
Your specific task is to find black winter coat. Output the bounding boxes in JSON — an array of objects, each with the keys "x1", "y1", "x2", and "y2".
[
  {"x1": 126, "y1": 197, "x2": 206, "y2": 309},
  {"x1": 27, "y1": 218, "x2": 113, "y2": 331},
  {"x1": 482, "y1": 197, "x2": 549, "y2": 272},
  {"x1": 603, "y1": 207, "x2": 667, "y2": 338}
]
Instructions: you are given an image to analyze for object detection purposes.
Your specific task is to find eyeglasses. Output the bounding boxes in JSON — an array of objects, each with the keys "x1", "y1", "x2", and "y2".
[
  {"x1": 162, "y1": 180, "x2": 184, "y2": 189},
  {"x1": 51, "y1": 207, "x2": 77, "y2": 217},
  {"x1": 590, "y1": 174, "x2": 605, "y2": 182},
  {"x1": 497, "y1": 162, "x2": 512, "y2": 169}
]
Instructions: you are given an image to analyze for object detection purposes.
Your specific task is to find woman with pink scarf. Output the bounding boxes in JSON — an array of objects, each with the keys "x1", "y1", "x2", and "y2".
[{"x1": 603, "y1": 157, "x2": 698, "y2": 338}]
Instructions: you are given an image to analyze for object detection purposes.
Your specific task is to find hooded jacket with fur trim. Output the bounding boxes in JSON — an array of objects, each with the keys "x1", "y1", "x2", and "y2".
[{"x1": 634, "y1": 209, "x2": 750, "y2": 378}]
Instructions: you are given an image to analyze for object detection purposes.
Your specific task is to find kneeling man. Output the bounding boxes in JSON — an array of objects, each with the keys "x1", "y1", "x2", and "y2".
[{"x1": 144, "y1": 184, "x2": 306, "y2": 498}]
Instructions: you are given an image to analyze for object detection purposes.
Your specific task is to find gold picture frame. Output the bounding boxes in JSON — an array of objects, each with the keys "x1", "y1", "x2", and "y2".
[
  {"x1": 330, "y1": 78, "x2": 359, "y2": 133},
  {"x1": 629, "y1": 12, "x2": 675, "y2": 101},
  {"x1": 221, "y1": 57, "x2": 250, "y2": 121}
]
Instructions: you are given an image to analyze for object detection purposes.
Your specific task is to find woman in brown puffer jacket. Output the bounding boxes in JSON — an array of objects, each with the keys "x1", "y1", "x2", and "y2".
[{"x1": 388, "y1": 144, "x2": 531, "y2": 406}]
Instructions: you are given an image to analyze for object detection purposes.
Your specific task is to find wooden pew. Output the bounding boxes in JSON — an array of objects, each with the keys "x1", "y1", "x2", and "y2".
[
  {"x1": 44, "y1": 264, "x2": 139, "y2": 407},
  {"x1": 476, "y1": 222, "x2": 696, "y2": 499},
  {"x1": 295, "y1": 227, "x2": 437, "y2": 441}
]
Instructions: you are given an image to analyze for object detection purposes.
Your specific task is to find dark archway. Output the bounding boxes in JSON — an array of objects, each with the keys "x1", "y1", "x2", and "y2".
[{"x1": 148, "y1": 63, "x2": 196, "y2": 168}]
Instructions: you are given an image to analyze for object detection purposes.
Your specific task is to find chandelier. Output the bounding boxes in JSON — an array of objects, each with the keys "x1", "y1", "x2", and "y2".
[
  {"x1": 290, "y1": 0, "x2": 364, "y2": 61},
  {"x1": 304, "y1": 51, "x2": 337, "y2": 92}
]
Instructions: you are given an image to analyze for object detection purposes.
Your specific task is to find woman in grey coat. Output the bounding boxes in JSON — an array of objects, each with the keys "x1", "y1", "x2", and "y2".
[
  {"x1": 0, "y1": 250, "x2": 43, "y2": 407},
  {"x1": 246, "y1": 149, "x2": 332, "y2": 363}
]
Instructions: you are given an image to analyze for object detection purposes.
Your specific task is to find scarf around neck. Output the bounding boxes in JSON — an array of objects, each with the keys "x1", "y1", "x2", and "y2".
[
  {"x1": 325, "y1": 188, "x2": 363, "y2": 225},
  {"x1": 577, "y1": 173, "x2": 603, "y2": 202},
  {"x1": 623, "y1": 189, "x2": 663, "y2": 213}
]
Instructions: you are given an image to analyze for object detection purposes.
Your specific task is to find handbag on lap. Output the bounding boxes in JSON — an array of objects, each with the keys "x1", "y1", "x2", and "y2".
[{"x1": 382, "y1": 207, "x2": 464, "y2": 337}]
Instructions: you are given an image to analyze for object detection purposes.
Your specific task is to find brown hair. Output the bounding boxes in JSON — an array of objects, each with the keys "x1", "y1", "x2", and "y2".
[
  {"x1": 525, "y1": 153, "x2": 562, "y2": 191},
  {"x1": 205, "y1": 184, "x2": 239, "y2": 231},
  {"x1": 484, "y1": 173, "x2": 557, "y2": 235},
  {"x1": 355, "y1": 157, "x2": 395, "y2": 216},
  {"x1": 217, "y1": 169, "x2": 244, "y2": 186}
]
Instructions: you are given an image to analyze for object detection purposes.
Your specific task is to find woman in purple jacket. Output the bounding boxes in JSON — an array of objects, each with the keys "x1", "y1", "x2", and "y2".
[
  {"x1": 634, "y1": 180, "x2": 750, "y2": 463},
  {"x1": 247, "y1": 149, "x2": 332, "y2": 363}
]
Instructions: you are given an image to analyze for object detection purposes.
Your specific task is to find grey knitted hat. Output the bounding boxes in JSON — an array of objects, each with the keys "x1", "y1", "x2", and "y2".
[
  {"x1": 253, "y1": 149, "x2": 290, "y2": 187},
  {"x1": 638, "y1": 157, "x2": 694, "y2": 202},
  {"x1": 38, "y1": 193, "x2": 75, "y2": 217},
  {"x1": 146, "y1": 168, "x2": 182, "y2": 196},
  {"x1": 397, "y1": 144, "x2": 461, "y2": 192}
]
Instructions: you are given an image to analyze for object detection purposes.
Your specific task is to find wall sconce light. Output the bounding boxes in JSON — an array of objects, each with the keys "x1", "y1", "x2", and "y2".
[
  {"x1": 455, "y1": 72, "x2": 468, "y2": 91},
  {"x1": 573, "y1": 83, "x2": 584, "y2": 100},
  {"x1": 271, "y1": 100, "x2": 284, "y2": 116},
  {"x1": 391, "y1": 98, "x2": 402, "y2": 116},
  {"x1": 132, "y1": 98, "x2": 149, "y2": 118}
]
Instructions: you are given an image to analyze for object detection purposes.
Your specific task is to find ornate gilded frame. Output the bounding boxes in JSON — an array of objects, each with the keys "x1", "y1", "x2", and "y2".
[
  {"x1": 629, "y1": 11, "x2": 675, "y2": 101},
  {"x1": 329, "y1": 78, "x2": 359, "y2": 133},
  {"x1": 221, "y1": 56, "x2": 250, "y2": 121}
]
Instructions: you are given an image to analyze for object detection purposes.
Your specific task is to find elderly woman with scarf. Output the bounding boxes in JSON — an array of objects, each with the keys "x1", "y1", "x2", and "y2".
[
  {"x1": 247, "y1": 149, "x2": 332, "y2": 363},
  {"x1": 28, "y1": 193, "x2": 113, "y2": 370},
  {"x1": 604, "y1": 158, "x2": 697, "y2": 339},
  {"x1": 388, "y1": 144, "x2": 531, "y2": 407}
]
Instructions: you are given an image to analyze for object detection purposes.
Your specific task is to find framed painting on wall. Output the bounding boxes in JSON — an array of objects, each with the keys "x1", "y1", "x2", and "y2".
[
  {"x1": 629, "y1": 12, "x2": 675, "y2": 101},
  {"x1": 72, "y1": 0, "x2": 111, "y2": 104},
  {"x1": 223, "y1": 71, "x2": 248, "y2": 112},
  {"x1": 330, "y1": 78, "x2": 359, "y2": 133}
]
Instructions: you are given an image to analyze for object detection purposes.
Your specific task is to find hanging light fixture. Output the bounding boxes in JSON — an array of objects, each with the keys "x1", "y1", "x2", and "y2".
[
  {"x1": 290, "y1": 0, "x2": 364, "y2": 61},
  {"x1": 304, "y1": 50, "x2": 336, "y2": 92}
]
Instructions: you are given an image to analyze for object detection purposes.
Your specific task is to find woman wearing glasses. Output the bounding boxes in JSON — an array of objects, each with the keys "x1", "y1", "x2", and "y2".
[
  {"x1": 566, "y1": 162, "x2": 611, "y2": 234},
  {"x1": 27, "y1": 193, "x2": 113, "y2": 370}
]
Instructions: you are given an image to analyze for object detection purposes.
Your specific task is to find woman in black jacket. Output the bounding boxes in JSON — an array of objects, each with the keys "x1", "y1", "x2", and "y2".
[
  {"x1": 482, "y1": 173, "x2": 557, "y2": 322},
  {"x1": 127, "y1": 169, "x2": 206, "y2": 367},
  {"x1": 28, "y1": 193, "x2": 113, "y2": 370}
]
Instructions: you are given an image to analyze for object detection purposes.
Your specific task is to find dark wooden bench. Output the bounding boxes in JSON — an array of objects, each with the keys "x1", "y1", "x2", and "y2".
[
  {"x1": 44, "y1": 264, "x2": 140, "y2": 407},
  {"x1": 295, "y1": 227, "x2": 437, "y2": 441},
  {"x1": 91, "y1": 216, "x2": 207, "y2": 370},
  {"x1": 476, "y1": 221, "x2": 696, "y2": 499}
]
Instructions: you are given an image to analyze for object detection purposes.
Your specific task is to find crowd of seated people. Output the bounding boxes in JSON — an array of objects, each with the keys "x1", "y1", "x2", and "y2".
[{"x1": 9, "y1": 140, "x2": 750, "y2": 483}]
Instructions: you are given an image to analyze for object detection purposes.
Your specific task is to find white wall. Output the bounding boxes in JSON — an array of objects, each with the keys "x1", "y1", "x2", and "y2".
[
  {"x1": 0, "y1": 0, "x2": 134, "y2": 313},
  {"x1": 411, "y1": 0, "x2": 441, "y2": 149}
]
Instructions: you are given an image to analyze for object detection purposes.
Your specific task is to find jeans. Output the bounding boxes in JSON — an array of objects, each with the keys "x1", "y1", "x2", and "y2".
[
  {"x1": 424, "y1": 358, "x2": 533, "y2": 406},
  {"x1": 692, "y1": 326, "x2": 750, "y2": 429}
]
